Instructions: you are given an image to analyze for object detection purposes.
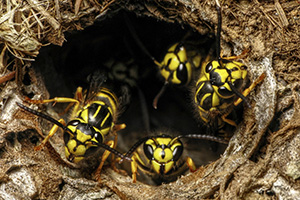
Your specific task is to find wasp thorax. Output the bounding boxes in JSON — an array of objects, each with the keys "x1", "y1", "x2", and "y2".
[{"x1": 160, "y1": 43, "x2": 192, "y2": 85}]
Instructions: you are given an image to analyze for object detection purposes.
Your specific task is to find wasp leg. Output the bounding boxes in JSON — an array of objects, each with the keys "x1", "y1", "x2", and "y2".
[
  {"x1": 25, "y1": 86, "x2": 83, "y2": 105},
  {"x1": 94, "y1": 140, "x2": 115, "y2": 182},
  {"x1": 26, "y1": 96, "x2": 80, "y2": 119},
  {"x1": 109, "y1": 133, "x2": 123, "y2": 172},
  {"x1": 221, "y1": 113, "x2": 237, "y2": 127},
  {"x1": 34, "y1": 118, "x2": 66, "y2": 151},
  {"x1": 25, "y1": 97, "x2": 79, "y2": 104},
  {"x1": 111, "y1": 132, "x2": 118, "y2": 162},
  {"x1": 25, "y1": 87, "x2": 83, "y2": 114},
  {"x1": 186, "y1": 157, "x2": 197, "y2": 172},
  {"x1": 74, "y1": 86, "x2": 83, "y2": 100},
  {"x1": 109, "y1": 123, "x2": 125, "y2": 169},
  {"x1": 59, "y1": 87, "x2": 84, "y2": 115},
  {"x1": 58, "y1": 102, "x2": 75, "y2": 116},
  {"x1": 131, "y1": 154, "x2": 138, "y2": 183},
  {"x1": 234, "y1": 73, "x2": 266, "y2": 106},
  {"x1": 113, "y1": 123, "x2": 126, "y2": 132},
  {"x1": 221, "y1": 49, "x2": 249, "y2": 60},
  {"x1": 109, "y1": 131, "x2": 128, "y2": 176}
]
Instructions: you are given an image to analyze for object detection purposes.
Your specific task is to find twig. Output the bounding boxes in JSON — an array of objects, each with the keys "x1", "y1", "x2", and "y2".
[
  {"x1": 75, "y1": 0, "x2": 83, "y2": 15},
  {"x1": 26, "y1": 0, "x2": 60, "y2": 30},
  {"x1": 0, "y1": 71, "x2": 16, "y2": 84},
  {"x1": 0, "y1": 46, "x2": 7, "y2": 72},
  {"x1": 54, "y1": 0, "x2": 61, "y2": 21},
  {"x1": 99, "y1": 0, "x2": 115, "y2": 14},
  {"x1": 274, "y1": 0, "x2": 289, "y2": 28},
  {"x1": 30, "y1": 8, "x2": 45, "y2": 29}
]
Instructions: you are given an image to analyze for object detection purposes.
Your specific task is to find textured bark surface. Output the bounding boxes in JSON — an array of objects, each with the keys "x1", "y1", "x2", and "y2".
[{"x1": 0, "y1": 0, "x2": 299, "y2": 199}]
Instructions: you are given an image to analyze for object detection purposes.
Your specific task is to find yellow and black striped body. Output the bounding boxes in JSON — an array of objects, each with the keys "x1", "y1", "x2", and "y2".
[
  {"x1": 192, "y1": 1, "x2": 266, "y2": 129},
  {"x1": 64, "y1": 87, "x2": 119, "y2": 163},
  {"x1": 18, "y1": 85, "x2": 129, "y2": 182},
  {"x1": 194, "y1": 59, "x2": 247, "y2": 127},
  {"x1": 159, "y1": 43, "x2": 201, "y2": 86}
]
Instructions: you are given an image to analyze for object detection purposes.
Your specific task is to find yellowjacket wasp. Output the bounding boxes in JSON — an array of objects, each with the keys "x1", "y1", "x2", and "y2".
[
  {"x1": 120, "y1": 133, "x2": 227, "y2": 184},
  {"x1": 124, "y1": 14, "x2": 203, "y2": 109},
  {"x1": 193, "y1": 0, "x2": 265, "y2": 129},
  {"x1": 17, "y1": 75, "x2": 131, "y2": 181}
]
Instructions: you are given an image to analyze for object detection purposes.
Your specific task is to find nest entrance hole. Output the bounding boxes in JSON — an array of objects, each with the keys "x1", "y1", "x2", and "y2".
[{"x1": 30, "y1": 10, "x2": 226, "y2": 185}]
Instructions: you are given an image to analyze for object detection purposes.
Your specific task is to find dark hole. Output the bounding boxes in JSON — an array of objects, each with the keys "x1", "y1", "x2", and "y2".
[{"x1": 5, "y1": 132, "x2": 15, "y2": 145}]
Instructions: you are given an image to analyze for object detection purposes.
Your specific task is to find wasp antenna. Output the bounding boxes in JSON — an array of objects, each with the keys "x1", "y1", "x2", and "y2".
[
  {"x1": 96, "y1": 142, "x2": 132, "y2": 162},
  {"x1": 169, "y1": 136, "x2": 181, "y2": 145},
  {"x1": 177, "y1": 134, "x2": 228, "y2": 144},
  {"x1": 216, "y1": 0, "x2": 222, "y2": 64},
  {"x1": 227, "y1": 81, "x2": 251, "y2": 108},
  {"x1": 137, "y1": 87, "x2": 150, "y2": 132},
  {"x1": 123, "y1": 13, "x2": 161, "y2": 67},
  {"x1": 119, "y1": 136, "x2": 152, "y2": 164},
  {"x1": 16, "y1": 102, "x2": 69, "y2": 131},
  {"x1": 153, "y1": 81, "x2": 169, "y2": 109}
]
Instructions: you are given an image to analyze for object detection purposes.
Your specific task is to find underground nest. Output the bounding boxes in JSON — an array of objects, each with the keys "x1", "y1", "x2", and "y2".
[{"x1": 0, "y1": 0, "x2": 300, "y2": 199}]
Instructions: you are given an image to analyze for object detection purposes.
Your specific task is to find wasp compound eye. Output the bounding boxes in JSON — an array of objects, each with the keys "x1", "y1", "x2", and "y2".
[
  {"x1": 144, "y1": 143, "x2": 154, "y2": 160},
  {"x1": 176, "y1": 63, "x2": 188, "y2": 85},
  {"x1": 172, "y1": 145, "x2": 183, "y2": 161}
]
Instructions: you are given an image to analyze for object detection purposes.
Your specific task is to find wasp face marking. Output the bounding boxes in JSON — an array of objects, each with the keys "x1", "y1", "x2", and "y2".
[{"x1": 143, "y1": 136, "x2": 183, "y2": 175}]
